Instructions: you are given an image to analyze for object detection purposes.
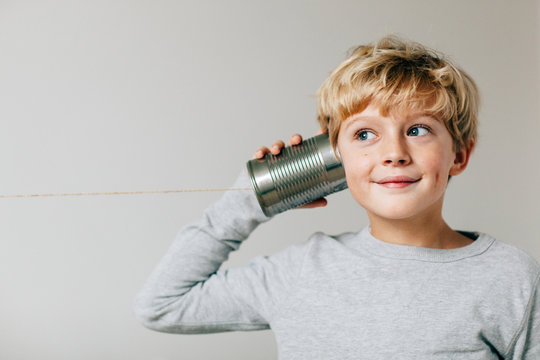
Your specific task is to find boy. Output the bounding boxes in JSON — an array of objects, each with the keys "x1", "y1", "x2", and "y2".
[{"x1": 134, "y1": 36, "x2": 540, "y2": 358}]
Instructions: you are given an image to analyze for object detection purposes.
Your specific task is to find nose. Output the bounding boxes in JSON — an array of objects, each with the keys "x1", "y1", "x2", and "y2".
[{"x1": 381, "y1": 137, "x2": 411, "y2": 166}]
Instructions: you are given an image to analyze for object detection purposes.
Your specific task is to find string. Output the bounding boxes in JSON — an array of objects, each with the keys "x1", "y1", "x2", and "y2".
[{"x1": 0, "y1": 187, "x2": 252, "y2": 199}]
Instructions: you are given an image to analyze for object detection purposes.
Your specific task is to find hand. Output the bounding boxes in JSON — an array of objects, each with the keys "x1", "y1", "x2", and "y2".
[{"x1": 252, "y1": 130, "x2": 328, "y2": 209}]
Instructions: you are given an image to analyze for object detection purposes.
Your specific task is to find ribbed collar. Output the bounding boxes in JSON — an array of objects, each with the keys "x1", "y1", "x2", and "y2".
[{"x1": 352, "y1": 226, "x2": 496, "y2": 263}]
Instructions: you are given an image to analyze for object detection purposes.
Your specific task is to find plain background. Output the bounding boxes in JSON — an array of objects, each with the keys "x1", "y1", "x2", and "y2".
[{"x1": 0, "y1": 1, "x2": 539, "y2": 359}]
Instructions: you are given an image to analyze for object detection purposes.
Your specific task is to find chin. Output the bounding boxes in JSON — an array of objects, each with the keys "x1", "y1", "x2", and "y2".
[
  {"x1": 357, "y1": 200, "x2": 427, "y2": 221},
  {"x1": 373, "y1": 210, "x2": 421, "y2": 221}
]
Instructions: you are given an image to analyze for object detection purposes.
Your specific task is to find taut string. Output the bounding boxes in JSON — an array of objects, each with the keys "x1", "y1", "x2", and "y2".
[{"x1": 0, "y1": 188, "x2": 252, "y2": 199}]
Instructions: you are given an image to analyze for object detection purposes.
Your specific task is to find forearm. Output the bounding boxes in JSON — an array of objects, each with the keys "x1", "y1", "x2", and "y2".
[{"x1": 133, "y1": 168, "x2": 271, "y2": 332}]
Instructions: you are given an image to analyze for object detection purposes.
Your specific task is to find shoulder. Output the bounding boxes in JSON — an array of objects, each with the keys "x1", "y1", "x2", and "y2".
[
  {"x1": 290, "y1": 230, "x2": 361, "y2": 264},
  {"x1": 480, "y1": 232, "x2": 540, "y2": 283},
  {"x1": 304, "y1": 230, "x2": 359, "y2": 249},
  {"x1": 261, "y1": 230, "x2": 354, "y2": 262}
]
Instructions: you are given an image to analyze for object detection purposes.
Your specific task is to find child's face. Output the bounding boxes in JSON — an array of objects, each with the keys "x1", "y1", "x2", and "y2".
[{"x1": 336, "y1": 103, "x2": 469, "y2": 221}]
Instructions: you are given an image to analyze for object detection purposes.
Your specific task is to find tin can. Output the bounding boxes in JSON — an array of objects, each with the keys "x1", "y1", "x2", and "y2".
[{"x1": 246, "y1": 132, "x2": 348, "y2": 217}]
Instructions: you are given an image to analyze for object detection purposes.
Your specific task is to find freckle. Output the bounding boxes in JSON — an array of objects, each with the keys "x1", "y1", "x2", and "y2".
[{"x1": 363, "y1": 153, "x2": 368, "y2": 156}]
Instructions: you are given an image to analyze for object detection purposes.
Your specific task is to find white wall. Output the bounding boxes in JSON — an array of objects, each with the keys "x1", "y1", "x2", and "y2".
[{"x1": 0, "y1": 1, "x2": 538, "y2": 359}]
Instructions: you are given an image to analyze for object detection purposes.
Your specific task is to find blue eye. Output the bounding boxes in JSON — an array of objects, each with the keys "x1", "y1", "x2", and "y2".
[
  {"x1": 356, "y1": 130, "x2": 376, "y2": 141},
  {"x1": 408, "y1": 125, "x2": 430, "y2": 137}
]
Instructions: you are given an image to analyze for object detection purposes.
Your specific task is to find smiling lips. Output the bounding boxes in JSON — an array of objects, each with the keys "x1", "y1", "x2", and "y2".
[{"x1": 376, "y1": 176, "x2": 421, "y2": 188}]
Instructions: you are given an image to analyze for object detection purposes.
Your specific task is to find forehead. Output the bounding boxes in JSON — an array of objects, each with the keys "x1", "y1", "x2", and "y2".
[{"x1": 341, "y1": 103, "x2": 438, "y2": 130}]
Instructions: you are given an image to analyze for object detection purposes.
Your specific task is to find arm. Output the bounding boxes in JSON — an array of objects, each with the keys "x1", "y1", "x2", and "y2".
[
  {"x1": 133, "y1": 167, "x2": 269, "y2": 333},
  {"x1": 504, "y1": 273, "x2": 540, "y2": 359},
  {"x1": 132, "y1": 167, "x2": 311, "y2": 334},
  {"x1": 133, "y1": 133, "x2": 324, "y2": 334}
]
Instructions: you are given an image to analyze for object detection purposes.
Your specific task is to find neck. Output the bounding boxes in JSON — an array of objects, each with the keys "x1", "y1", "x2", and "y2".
[{"x1": 367, "y1": 198, "x2": 463, "y2": 249}]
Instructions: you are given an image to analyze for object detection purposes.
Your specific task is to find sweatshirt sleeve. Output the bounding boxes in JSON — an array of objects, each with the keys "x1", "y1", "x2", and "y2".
[
  {"x1": 504, "y1": 272, "x2": 540, "y2": 359},
  {"x1": 132, "y1": 167, "x2": 308, "y2": 334}
]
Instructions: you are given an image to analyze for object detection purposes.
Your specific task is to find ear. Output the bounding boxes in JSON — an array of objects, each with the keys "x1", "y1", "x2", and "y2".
[{"x1": 449, "y1": 140, "x2": 475, "y2": 176}]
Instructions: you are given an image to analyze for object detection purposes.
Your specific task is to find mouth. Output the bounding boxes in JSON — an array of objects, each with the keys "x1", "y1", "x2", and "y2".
[{"x1": 375, "y1": 176, "x2": 421, "y2": 189}]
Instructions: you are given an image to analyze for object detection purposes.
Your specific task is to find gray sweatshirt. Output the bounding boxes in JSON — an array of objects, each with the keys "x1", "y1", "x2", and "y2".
[{"x1": 133, "y1": 168, "x2": 540, "y2": 359}]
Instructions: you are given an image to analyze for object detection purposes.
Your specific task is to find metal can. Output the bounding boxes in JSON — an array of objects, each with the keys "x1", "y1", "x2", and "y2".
[{"x1": 246, "y1": 132, "x2": 348, "y2": 217}]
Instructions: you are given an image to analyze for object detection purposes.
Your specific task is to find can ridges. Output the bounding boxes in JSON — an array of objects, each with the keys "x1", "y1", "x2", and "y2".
[{"x1": 246, "y1": 133, "x2": 347, "y2": 217}]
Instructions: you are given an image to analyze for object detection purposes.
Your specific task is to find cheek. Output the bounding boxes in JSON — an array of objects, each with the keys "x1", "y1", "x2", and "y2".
[
  {"x1": 419, "y1": 153, "x2": 453, "y2": 185},
  {"x1": 342, "y1": 151, "x2": 370, "y2": 171},
  {"x1": 341, "y1": 153, "x2": 372, "y2": 189}
]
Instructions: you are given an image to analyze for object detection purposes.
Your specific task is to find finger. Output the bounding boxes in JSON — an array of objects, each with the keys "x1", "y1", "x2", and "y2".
[
  {"x1": 270, "y1": 140, "x2": 285, "y2": 155},
  {"x1": 253, "y1": 146, "x2": 270, "y2": 159},
  {"x1": 316, "y1": 128, "x2": 328, "y2": 135},
  {"x1": 295, "y1": 197, "x2": 328, "y2": 209},
  {"x1": 289, "y1": 133, "x2": 302, "y2": 146}
]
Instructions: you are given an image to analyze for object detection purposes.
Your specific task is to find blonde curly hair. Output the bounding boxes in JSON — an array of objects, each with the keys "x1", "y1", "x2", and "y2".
[{"x1": 317, "y1": 35, "x2": 480, "y2": 154}]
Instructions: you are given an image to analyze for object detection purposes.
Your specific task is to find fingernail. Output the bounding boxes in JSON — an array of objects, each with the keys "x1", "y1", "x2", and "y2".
[
  {"x1": 272, "y1": 145, "x2": 279, "y2": 151},
  {"x1": 256, "y1": 150, "x2": 263, "y2": 157}
]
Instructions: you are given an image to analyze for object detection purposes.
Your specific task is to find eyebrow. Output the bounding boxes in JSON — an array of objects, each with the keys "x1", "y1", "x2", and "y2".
[
  {"x1": 342, "y1": 113, "x2": 437, "y2": 131},
  {"x1": 342, "y1": 116, "x2": 379, "y2": 131}
]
